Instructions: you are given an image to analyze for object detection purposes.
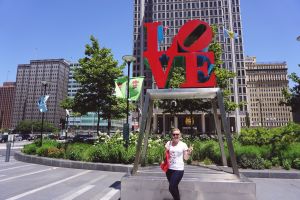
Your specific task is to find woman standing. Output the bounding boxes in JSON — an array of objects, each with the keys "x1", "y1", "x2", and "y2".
[{"x1": 165, "y1": 128, "x2": 193, "y2": 200}]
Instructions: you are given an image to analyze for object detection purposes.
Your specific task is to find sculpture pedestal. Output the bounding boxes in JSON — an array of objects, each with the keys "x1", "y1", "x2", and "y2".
[{"x1": 121, "y1": 166, "x2": 256, "y2": 200}]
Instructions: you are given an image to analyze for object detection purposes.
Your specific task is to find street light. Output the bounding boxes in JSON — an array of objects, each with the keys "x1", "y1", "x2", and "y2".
[
  {"x1": 297, "y1": 35, "x2": 300, "y2": 42},
  {"x1": 122, "y1": 55, "x2": 136, "y2": 148},
  {"x1": 40, "y1": 81, "x2": 48, "y2": 146},
  {"x1": 65, "y1": 109, "x2": 70, "y2": 140}
]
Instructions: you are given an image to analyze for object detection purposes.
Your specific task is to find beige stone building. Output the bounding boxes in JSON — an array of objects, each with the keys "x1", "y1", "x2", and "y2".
[
  {"x1": 245, "y1": 56, "x2": 292, "y2": 127},
  {"x1": 11, "y1": 59, "x2": 69, "y2": 129}
]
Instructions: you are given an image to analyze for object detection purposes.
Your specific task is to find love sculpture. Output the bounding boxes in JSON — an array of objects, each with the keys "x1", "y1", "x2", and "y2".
[
  {"x1": 144, "y1": 19, "x2": 216, "y2": 88},
  {"x1": 131, "y1": 20, "x2": 239, "y2": 178}
]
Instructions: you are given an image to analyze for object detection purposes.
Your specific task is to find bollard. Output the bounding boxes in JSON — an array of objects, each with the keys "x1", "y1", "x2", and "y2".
[{"x1": 5, "y1": 142, "x2": 11, "y2": 162}]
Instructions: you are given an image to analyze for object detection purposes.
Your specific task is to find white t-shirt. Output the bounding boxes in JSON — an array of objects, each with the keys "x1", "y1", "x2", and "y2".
[{"x1": 165, "y1": 141, "x2": 188, "y2": 171}]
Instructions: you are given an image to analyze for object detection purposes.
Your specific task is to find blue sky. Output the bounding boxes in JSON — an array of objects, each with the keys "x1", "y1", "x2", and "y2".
[{"x1": 0, "y1": 0, "x2": 299, "y2": 86}]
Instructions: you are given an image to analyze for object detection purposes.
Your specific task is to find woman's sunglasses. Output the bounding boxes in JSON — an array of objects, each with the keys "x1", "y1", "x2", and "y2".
[{"x1": 172, "y1": 134, "x2": 179, "y2": 136}]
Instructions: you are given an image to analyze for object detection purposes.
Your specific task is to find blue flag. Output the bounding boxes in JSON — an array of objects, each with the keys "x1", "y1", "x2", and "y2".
[
  {"x1": 38, "y1": 95, "x2": 49, "y2": 113},
  {"x1": 224, "y1": 28, "x2": 239, "y2": 39},
  {"x1": 157, "y1": 25, "x2": 164, "y2": 44}
]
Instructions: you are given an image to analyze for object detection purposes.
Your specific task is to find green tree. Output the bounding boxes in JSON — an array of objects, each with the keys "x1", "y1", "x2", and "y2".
[
  {"x1": 15, "y1": 120, "x2": 57, "y2": 134},
  {"x1": 210, "y1": 25, "x2": 245, "y2": 116},
  {"x1": 280, "y1": 70, "x2": 300, "y2": 119},
  {"x1": 60, "y1": 97, "x2": 74, "y2": 110},
  {"x1": 101, "y1": 97, "x2": 127, "y2": 136},
  {"x1": 73, "y1": 35, "x2": 123, "y2": 135}
]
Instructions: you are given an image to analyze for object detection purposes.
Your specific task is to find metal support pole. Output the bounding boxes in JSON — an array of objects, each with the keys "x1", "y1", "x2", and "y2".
[
  {"x1": 141, "y1": 100, "x2": 153, "y2": 166},
  {"x1": 132, "y1": 93, "x2": 150, "y2": 175},
  {"x1": 217, "y1": 91, "x2": 239, "y2": 177},
  {"x1": 212, "y1": 100, "x2": 227, "y2": 166}
]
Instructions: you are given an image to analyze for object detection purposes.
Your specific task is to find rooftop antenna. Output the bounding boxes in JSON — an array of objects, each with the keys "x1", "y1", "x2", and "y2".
[
  {"x1": 6, "y1": 70, "x2": 10, "y2": 81},
  {"x1": 35, "y1": 48, "x2": 38, "y2": 59}
]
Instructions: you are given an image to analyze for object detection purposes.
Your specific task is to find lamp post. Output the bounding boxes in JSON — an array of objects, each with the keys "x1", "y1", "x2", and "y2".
[
  {"x1": 40, "y1": 81, "x2": 48, "y2": 146},
  {"x1": 297, "y1": 35, "x2": 300, "y2": 42},
  {"x1": 122, "y1": 55, "x2": 136, "y2": 148},
  {"x1": 65, "y1": 110, "x2": 70, "y2": 140}
]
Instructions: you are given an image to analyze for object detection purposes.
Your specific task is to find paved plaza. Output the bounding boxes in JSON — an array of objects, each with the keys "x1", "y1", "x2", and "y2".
[{"x1": 1, "y1": 142, "x2": 300, "y2": 200}]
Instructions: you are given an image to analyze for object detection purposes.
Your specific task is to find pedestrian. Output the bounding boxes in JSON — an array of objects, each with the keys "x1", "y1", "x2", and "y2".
[{"x1": 164, "y1": 128, "x2": 193, "y2": 200}]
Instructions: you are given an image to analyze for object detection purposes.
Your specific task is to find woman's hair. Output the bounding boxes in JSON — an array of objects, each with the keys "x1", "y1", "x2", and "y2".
[{"x1": 172, "y1": 128, "x2": 181, "y2": 133}]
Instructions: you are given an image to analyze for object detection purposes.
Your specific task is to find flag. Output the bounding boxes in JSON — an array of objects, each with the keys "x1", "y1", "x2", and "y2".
[
  {"x1": 115, "y1": 77, "x2": 127, "y2": 98},
  {"x1": 129, "y1": 77, "x2": 144, "y2": 101},
  {"x1": 38, "y1": 95, "x2": 49, "y2": 113},
  {"x1": 66, "y1": 109, "x2": 70, "y2": 116},
  {"x1": 163, "y1": 25, "x2": 169, "y2": 33},
  {"x1": 157, "y1": 25, "x2": 164, "y2": 44},
  {"x1": 224, "y1": 28, "x2": 239, "y2": 39},
  {"x1": 202, "y1": 46, "x2": 209, "y2": 52}
]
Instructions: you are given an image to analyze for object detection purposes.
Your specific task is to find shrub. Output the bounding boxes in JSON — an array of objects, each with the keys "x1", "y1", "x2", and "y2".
[
  {"x1": 271, "y1": 157, "x2": 281, "y2": 167},
  {"x1": 235, "y1": 145, "x2": 265, "y2": 169},
  {"x1": 263, "y1": 160, "x2": 272, "y2": 169},
  {"x1": 65, "y1": 143, "x2": 90, "y2": 161},
  {"x1": 83, "y1": 145, "x2": 106, "y2": 162},
  {"x1": 22, "y1": 143, "x2": 37, "y2": 155},
  {"x1": 292, "y1": 158, "x2": 300, "y2": 169},
  {"x1": 147, "y1": 145, "x2": 164, "y2": 164},
  {"x1": 281, "y1": 143, "x2": 300, "y2": 162},
  {"x1": 120, "y1": 145, "x2": 136, "y2": 164},
  {"x1": 47, "y1": 147, "x2": 64, "y2": 158},
  {"x1": 203, "y1": 157, "x2": 213, "y2": 165},
  {"x1": 282, "y1": 159, "x2": 291, "y2": 170},
  {"x1": 194, "y1": 140, "x2": 221, "y2": 164},
  {"x1": 36, "y1": 146, "x2": 49, "y2": 157}
]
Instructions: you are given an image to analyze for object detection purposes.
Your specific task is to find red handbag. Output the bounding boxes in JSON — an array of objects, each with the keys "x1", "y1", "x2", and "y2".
[
  {"x1": 161, "y1": 141, "x2": 171, "y2": 173},
  {"x1": 160, "y1": 150, "x2": 170, "y2": 173}
]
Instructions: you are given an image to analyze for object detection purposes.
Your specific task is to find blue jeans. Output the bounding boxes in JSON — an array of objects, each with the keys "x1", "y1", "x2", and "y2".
[{"x1": 166, "y1": 169, "x2": 184, "y2": 200}]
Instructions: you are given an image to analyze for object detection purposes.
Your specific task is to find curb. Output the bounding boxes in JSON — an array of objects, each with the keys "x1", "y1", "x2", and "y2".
[
  {"x1": 14, "y1": 151, "x2": 133, "y2": 173},
  {"x1": 240, "y1": 170, "x2": 300, "y2": 179},
  {"x1": 192, "y1": 164, "x2": 300, "y2": 179}
]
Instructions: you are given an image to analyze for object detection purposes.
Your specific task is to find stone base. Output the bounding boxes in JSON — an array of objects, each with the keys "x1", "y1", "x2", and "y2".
[{"x1": 121, "y1": 166, "x2": 256, "y2": 200}]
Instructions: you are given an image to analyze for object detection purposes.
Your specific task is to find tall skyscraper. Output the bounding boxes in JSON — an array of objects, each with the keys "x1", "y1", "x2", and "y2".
[
  {"x1": 12, "y1": 59, "x2": 69, "y2": 128},
  {"x1": 0, "y1": 82, "x2": 16, "y2": 129},
  {"x1": 133, "y1": 0, "x2": 247, "y2": 132},
  {"x1": 245, "y1": 56, "x2": 292, "y2": 127}
]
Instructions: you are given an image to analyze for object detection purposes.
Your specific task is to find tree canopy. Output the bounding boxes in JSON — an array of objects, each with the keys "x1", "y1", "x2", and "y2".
[
  {"x1": 15, "y1": 120, "x2": 58, "y2": 134},
  {"x1": 72, "y1": 35, "x2": 124, "y2": 135},
  {"x1": 280, "y1": 70, "x2": 300, "y2": 115}
]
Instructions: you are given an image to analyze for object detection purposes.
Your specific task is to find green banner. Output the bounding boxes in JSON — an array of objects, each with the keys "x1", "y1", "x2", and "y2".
[
  {"x1": 115, "y1": 77, "x2": 127, "y2": 98},
  {"x1": 115, "y1": 76, "x2": 144, "y2": 101},
  {"x1": 129, "y1": 77, "x2": 144, "y2": 101}
]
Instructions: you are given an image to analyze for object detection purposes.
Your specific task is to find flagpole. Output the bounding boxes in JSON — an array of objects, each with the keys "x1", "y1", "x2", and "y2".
[{"x1": 226, "y1": 0, "x2": 241, "y2": 134}]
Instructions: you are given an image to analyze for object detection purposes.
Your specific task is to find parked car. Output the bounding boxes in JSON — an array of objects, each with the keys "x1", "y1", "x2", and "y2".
[
  {"x1": 72, "y1": 134, "x2": 96, "y2": 143},
  {"x1": 0, "y1": 134, "x2": 8, "y2": 143},
  {"x1": 20, "y1": 134, "x2": 35, "y2": 141},
  {"x1": 14, "y1": 135, "x2": 23, "y2": 141}
]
